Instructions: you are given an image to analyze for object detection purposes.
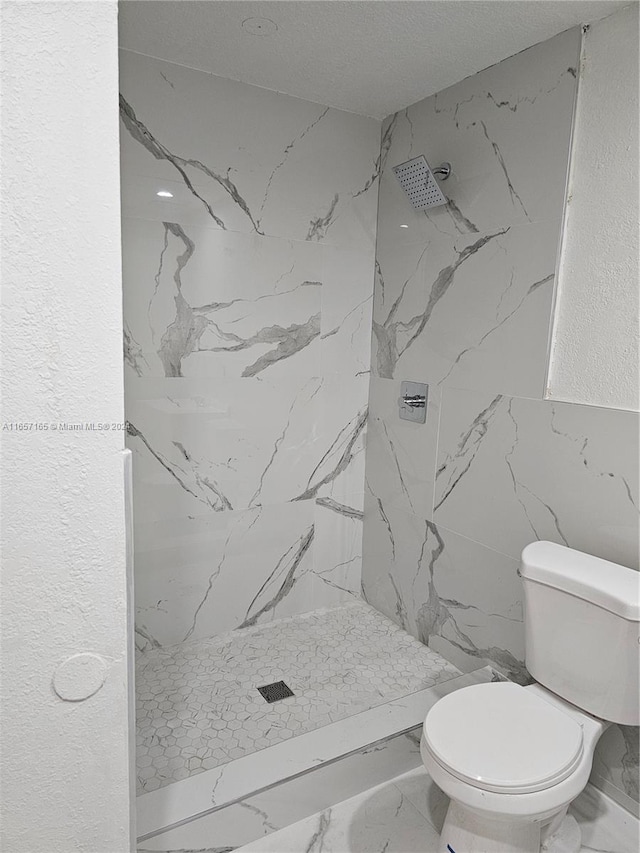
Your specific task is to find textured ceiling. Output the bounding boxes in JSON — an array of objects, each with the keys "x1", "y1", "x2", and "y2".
[{"x1": 119, "y1": 1, "x2": 627, "y2": 118}]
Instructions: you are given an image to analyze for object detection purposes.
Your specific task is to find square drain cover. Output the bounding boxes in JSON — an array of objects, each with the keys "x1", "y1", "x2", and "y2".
[{"x1": 257, "y1": 681, "x2": 295, "y2": 703}]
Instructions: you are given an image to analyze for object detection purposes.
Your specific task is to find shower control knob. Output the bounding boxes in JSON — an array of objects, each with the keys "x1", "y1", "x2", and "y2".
[{"x1": 403, "y1": 394, "x2": 426, "y2": 408}]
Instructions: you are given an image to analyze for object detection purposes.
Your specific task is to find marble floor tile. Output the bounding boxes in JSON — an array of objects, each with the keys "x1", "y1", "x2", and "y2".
[
  {"x1": 570, "y1": 784, "x2": 640, "y2": 853},
  {"x1": 136, "y1": 601, "x2": 460, "y2": 794},
  {"x1": 237, "y1": 773, "x2": 442, "y2": 853},
  {"x1": 237, "y1": 770, "x2": 639, "y2": 853}
]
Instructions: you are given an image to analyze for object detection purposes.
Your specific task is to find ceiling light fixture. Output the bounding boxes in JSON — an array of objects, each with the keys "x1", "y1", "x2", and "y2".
[
  {"x1": 400, "y1": 224, "x2": 409, "y2": 228},
  {"x1": 156, "y1": 190, "x2": 174, "y2": 198}
]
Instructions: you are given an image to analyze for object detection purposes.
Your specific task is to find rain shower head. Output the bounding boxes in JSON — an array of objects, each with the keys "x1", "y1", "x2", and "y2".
[{"x1": 392, "y1": 156, "x2": 451, "y2": 210}]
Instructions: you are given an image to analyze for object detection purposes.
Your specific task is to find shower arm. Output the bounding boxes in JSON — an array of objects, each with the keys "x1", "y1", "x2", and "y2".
[{"x1": 432, "y1": 162, "x2": 451, "y2": 180}]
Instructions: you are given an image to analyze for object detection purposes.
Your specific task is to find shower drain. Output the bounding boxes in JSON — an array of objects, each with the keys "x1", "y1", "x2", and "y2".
[{"x1": 257, "y1": 681, "x2": 295, "y2": 703}]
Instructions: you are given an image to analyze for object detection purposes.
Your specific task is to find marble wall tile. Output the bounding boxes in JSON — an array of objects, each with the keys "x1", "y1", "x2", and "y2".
[
  {"x1": 362, "y1": 491, "x2": 526, "y2": 681},
  {"x1": 122, "y1": 51, "x2": 379, "y2": 644},
  {"x1": 372, "y1": 219, "x2": 560, "y2": 397},
  {"x1": 434, "y1": 388, "x2": 640, "y2": 570},
  {"x1": 365, "y1": 378, "x2": 440, "y2": 521},
  {"x1": 310, "y1": 373, "x2": 369, "y2": 506},
  {"x1": 122, "y1": 218, "x2": 324, "y2": 381},
  {"x1": 592, "y1": 725, "x2": 640, "y2": 811},
  {"x1": 320, "y1": 248, "x2": 374, "y2": 378},
  {"x1": 119, "y1": 50, "x2": 380, "y2": 250},
  {"x1": 134, "y1": 501, "x2": 317, "y2": 649},
  {"x1": 126, "y1": 376, "x2": 324, "y2": 521},
  {"x1": 375, "y1": 27, "x2": 580, "y2": 245},
  {"x1": 312, "y1": 495, "x2": 364, "y2": 607}
]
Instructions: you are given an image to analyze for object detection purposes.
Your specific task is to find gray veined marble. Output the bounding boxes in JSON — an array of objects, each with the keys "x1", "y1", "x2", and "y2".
[
  {"x1": 237, "y1": 526, "x2": 315, "y2": 629},
  {"x1": 365, "y1": 377, "x2": 441, "y2": 522},
  {"x1": 134, "y1": 501, "x2": 318, "y2": 647},
  {"x1": 143, "y1": 222, "x2": 322, "y2": 380},
  {"x1": 256, "y1": 106, "x2": 330, "y2": 229},
  {"x1": 120, "y1": 95, "x2": 261, "y2": 234},
  {"x1": 135, "y1": 602, "x2": 460, "y2": 793},
  {"x1": 119, "y1": 50, "x2": 380, "y2": 248},
  {"x1": 312, "y1": 497, "x2": 364, "y2": 606},
  {"x1": 124, "y1": 322, "x2": 150, "y2": 377},
  {"x1": 315, "y1": 497, "x2": 363, "y2": 521},
  {"x1": 362, "y1": 501, "x2": 527, "y2": 682},
  {"x1": 372, "y1": 220, "x2": 560, "y2": 396},
  {"x1": 478, "y1": 119, "x2": 530, "y2": 220},
  {"x1": 369, "y1": 28, "x2": 579, "y2": 395},
  {"x1": 238, "y1": 774, "x2": 443, "y2": 852},
  {"x1": 123, "y1": 219, "x2": 326, "y2": 382},
  {"x1": 434, "y1": 394, "x2": 504, "y2": 513},
  {"x1": 373, "y1": 229, "x2": 509, "y2": 379},
  {"x1": 375, "y1": 28, "x2": 580, "y2": 245},
  {"x1": 434, "y1": 388, "x2": 640, "y2": 570},
  {"x1": 126, "y1": 375, "x2": 326, "y2": 522},
  {"x1": 294, "y1": 408, "x2": 368, "y2": 503},
  {"x1": 127, "y1": 421, "x2": 234, "y2": 514},
  {"x1": 413, "y1": 522, "x2": 527, "y2": 682},
  {"x1": 593, "y1": 724, "x2": 640, "y2": 809}
]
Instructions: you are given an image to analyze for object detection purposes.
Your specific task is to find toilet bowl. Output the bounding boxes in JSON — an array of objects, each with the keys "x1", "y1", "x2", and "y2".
[
  {"x1": 421, "y1": 682, "x2": 609, "y2": 853},
  {"x1": 419, "y1": 542, "x2": 639, "y2": 853}
]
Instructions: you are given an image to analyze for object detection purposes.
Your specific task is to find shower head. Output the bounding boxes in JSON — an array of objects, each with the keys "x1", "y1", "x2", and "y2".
[{"x1": 392, "y1": 156, "x2": 451, "y2": 210}]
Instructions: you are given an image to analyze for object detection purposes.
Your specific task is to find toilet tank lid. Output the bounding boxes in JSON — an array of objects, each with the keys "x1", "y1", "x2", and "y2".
[{"x1": 521, "y1": 542, "x2": 640, "y2": 621}]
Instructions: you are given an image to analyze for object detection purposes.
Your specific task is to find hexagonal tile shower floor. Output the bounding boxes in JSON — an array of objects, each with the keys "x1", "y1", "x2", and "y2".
[{"x1": 135, "y1": 601, "x2": 461, "y2": 794}]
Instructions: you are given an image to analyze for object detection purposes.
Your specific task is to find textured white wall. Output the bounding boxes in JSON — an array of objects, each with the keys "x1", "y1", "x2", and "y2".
[
  {"x1": 548, "y1": 4, "x2": 639, "y2": 411},
  {"x1": 0, "y1": 2, "x2": 133, "y2": 851}
]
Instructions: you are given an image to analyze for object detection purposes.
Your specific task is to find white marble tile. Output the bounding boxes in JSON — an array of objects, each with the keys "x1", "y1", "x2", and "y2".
[
  {"x1": 309, "y1": 373, "x2": 369, "y2": 505},
  {"x1": 126, "y1": 376, "x2": 325, "y2": 521},
  {"x1": 362, "y1": 493, "x2": 527, "y2": 681},
  {"x1": 434, "y1": 388, "x2": 640, "y2": 570},
  {"x1": 365, "y1": 377, "x2": 441, "y2": 520},
  {"x1": 134, "y1": 501, "x2": 316, "y2": 648},
  {"x1": 119, "y1": 50, "x2": 380, "y2": 249},
  {"x1": 372, "y1": 220, "x2": 560, "y2": 397},
  {"x1": 138, "y1": 727, "x2": 424, "y2": 851},
  {"x1": 237, "y1": 773, "x2": 442, "y2": 852},
  {"x1": 375, "y1": 28, "x2": 580, "y2": 245},
  {"x1": 570, "y1": 784, "x2": 640, "y2": 853},
  {"x1": 392, "y1": 767, "x2": 451, "y2": 835},
  {"x1": 137, "y1": 667, "x2": 493, "y2": 838},
  {"x1": 312, "y1": 496, "x2": 363, "y2": 606},
  {"x1": 591, "y1": 724, "x2": 640, "y2": 813},
  {"x1": 135, "y1": 602, "x2": 462, "y2": 793},
  {"x1": 320, "y1": 248, "x2": 374, "y2": 378},
  {"x1": 122, "y1": 49, "x2": 377, "y2": 656},
  {"x1": 122, "y1": 219, "x2": 324, "y2": 381}
]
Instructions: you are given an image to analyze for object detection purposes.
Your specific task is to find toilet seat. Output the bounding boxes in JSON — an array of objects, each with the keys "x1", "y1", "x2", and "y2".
[{"x1": 423, "y1": 682, "x2": 584, "y2": 794}]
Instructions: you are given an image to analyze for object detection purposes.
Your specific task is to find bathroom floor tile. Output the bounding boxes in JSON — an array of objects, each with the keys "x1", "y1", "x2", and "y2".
[
  {"x1": 237, "y1": 772, "x2": 442, "y2": 853},
  {"x1": 135, "y1": 601, "x2": 461, "y2": 793},
  {"x1": 236, "y1": 770, "x2": 639, "y2": 853}
]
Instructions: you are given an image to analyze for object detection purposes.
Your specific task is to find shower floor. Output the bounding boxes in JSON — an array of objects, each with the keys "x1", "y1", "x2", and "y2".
[{"x1": 135, "y1": 601, "x2": 460, "y2": 794}]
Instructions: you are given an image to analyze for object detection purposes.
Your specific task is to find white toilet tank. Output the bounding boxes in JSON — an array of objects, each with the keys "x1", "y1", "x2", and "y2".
[{"x1": 521, "y1": 541, "x2": 640, "y2": 726}]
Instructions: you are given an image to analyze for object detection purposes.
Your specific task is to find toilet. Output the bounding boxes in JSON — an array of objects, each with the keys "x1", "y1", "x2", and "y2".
[{"x1": 421, "y1": 541, "x2": 640, "y2": 853}]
